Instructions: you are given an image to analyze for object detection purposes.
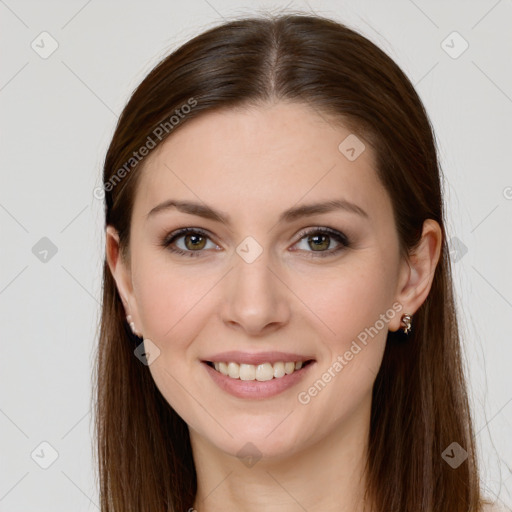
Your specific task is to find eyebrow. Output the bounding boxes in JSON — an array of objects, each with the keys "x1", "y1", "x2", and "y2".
[{"x1": 146, "y1": 198, "x2": 369, "y2": 224}]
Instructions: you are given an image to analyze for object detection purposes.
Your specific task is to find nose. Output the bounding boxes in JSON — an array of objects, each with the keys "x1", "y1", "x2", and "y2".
[{"x1": 219, "y1": 248, "x2": 291, "y2": 336}]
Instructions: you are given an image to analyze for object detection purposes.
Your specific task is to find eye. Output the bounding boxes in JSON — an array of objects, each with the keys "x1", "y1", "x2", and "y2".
[
  {"x1": 161, "y1": 226, "x2": 350, "y2": 258},
  {"x1": 161, "y1": 228, "x2": 219, "y2": 257},
  {"x1": 292, "y1": 227, "x2": 350, "y2": 257}
]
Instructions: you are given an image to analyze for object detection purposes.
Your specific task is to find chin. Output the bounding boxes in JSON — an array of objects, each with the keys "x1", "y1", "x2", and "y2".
[{"x1": 195, "y1": 414, "x2": 315, "y2": 463}]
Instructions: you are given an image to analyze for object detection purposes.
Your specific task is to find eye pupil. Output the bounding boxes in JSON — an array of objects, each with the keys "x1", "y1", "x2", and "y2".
[
  {"x1": 185, "y1": 234, "x2": 206, "y2": 250},
  {"x1": 309, "y1": 234, "x2": 329, "y2": 251}
]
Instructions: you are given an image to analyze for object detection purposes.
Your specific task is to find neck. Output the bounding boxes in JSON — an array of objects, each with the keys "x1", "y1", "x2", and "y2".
[{"x1": 190, "y1": 397, "x2": 373, "y2": 512}]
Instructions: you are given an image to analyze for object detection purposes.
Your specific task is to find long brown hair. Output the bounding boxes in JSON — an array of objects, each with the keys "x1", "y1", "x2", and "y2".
[{"x1": 94, "y1": 11, "x2": 484, "y2": 511}]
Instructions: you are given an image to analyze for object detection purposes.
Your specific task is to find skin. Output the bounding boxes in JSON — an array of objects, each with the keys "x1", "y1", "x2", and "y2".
[{"x1": 106, "y1": 101, "x2": 442, "y2": 512}]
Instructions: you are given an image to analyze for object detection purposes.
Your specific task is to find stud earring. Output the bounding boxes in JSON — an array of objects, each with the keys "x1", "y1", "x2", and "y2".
[
  {"x1": 126, "y1": 314, "x2": 142, "y2": 338},
  {"x1": 400, "y1": 313, "x2": 412, "y2": 335}
]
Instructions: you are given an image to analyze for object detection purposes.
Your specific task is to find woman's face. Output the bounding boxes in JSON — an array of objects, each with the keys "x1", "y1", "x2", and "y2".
[{"x1": 109, "y1": 101, "x2": 410, "y2": 460}]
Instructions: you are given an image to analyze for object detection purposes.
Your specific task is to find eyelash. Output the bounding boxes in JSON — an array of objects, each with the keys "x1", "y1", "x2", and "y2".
[{"x1": 160, "y1": 226, "x2": 350, "y2": 259}]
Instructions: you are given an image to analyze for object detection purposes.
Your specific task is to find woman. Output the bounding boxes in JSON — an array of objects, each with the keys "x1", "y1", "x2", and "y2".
[{"x1": 94, "y1": 12, "x2": 503, "y2": 512}]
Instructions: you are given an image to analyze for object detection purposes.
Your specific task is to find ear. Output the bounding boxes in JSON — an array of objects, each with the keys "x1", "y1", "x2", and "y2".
[
  {"x1": 105, "y1": 225, "x2": 140, "y2": 333},
  {"x1": 389, "y1": 219, "x2": 443, "y2": 332}
]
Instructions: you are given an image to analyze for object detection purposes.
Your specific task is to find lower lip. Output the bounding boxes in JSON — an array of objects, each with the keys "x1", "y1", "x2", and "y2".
[{"x1": 202, "y1": 361, "x2": 315, "y2": 399}]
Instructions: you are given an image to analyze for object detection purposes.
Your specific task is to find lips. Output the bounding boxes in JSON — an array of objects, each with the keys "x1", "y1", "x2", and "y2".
[
  {"x1": 201, "y1": 351, "x2": 316, "y2": 399},
  {"x1": 202, "y1": 351, "x2": 314, "y2": 366}
]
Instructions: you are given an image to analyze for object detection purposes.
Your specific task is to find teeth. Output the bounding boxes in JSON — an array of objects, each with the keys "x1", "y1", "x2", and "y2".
[
  {"x1": 211, "y1": 360, "x2": 307, "y2": 380},
  {"x1": 239, "y1": 363, "x2": 256, "y2": 380},
  {"x1": 284, "y1": 362, "x2": 295, "y2": 374},
  {"x1": 256, "y1": 363, "x2": 274, "y2": 381},
  {"x1": 228, "y1": 362, "x2": 240, "y2": 379},
  {"x1": 273, "y1": 361, "x2": 285, "y2": 378}
]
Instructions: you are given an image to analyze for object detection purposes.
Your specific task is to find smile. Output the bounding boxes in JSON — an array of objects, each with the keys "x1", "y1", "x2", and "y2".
[
  {"x1": 206, "y1": 360, "x2": 314, "y2": 381},
  {"x1": 202, "y1": 358, "x2": 316, "y2": 399}
]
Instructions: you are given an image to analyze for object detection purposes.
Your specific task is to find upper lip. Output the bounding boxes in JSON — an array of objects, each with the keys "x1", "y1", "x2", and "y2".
[{"x1": 202, "y1": 351, "x2": 315, "y2": 366}]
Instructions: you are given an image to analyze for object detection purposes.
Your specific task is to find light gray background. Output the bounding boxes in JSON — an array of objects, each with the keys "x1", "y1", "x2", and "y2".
[{"x1": 1, "y1": 0, "x2": 511, "y2": 510}]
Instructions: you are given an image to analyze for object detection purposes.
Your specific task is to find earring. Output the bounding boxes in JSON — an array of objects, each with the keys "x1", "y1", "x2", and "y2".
[
  {"x1": 126, "y1": 314, "x2": 142, "y2": 338},
  {"x1": 400, "y1": 313, "x2": 412, "y2": 335}
]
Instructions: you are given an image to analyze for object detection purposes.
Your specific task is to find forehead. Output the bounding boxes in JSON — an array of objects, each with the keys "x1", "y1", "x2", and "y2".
[{"x1": 132, "y1": 101, "x2": 390, "y2": 224}]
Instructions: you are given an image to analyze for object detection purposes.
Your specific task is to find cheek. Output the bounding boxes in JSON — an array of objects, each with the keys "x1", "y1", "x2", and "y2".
[
  {"x1": 294, "y1": 271, "x2": 392, "y2": 434},
  {"x1": 299, "y1": 261, "x2": 393, "y2": 402},
  {"x1": 309, "y1": 263, "x2": 394, "y2": 347},
  {"x1": 132, "y1": 259, "x2": 215, "y2": 427},
  {"x1": 132, "y1": 255, "x2": 214, "y2": 346}
]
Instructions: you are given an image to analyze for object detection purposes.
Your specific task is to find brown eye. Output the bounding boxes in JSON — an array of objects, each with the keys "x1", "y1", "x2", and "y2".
[
  {"x1": 293, "y1": 227, "x2": 350, "y2": 257},
  {"x1": 183, "y1": 233, "x2": 207, "y2": 251},
  {"x1": 307, "y1": 233, "x2": 331, "y2": 251},
  {"x1": 162, "y1": 228, "x2": 217, "y2": 258}
]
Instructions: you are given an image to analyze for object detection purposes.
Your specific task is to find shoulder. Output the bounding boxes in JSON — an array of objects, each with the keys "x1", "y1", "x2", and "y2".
[{"x1": 481, "y1": 502, "x2": 510, "y2": 512}]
